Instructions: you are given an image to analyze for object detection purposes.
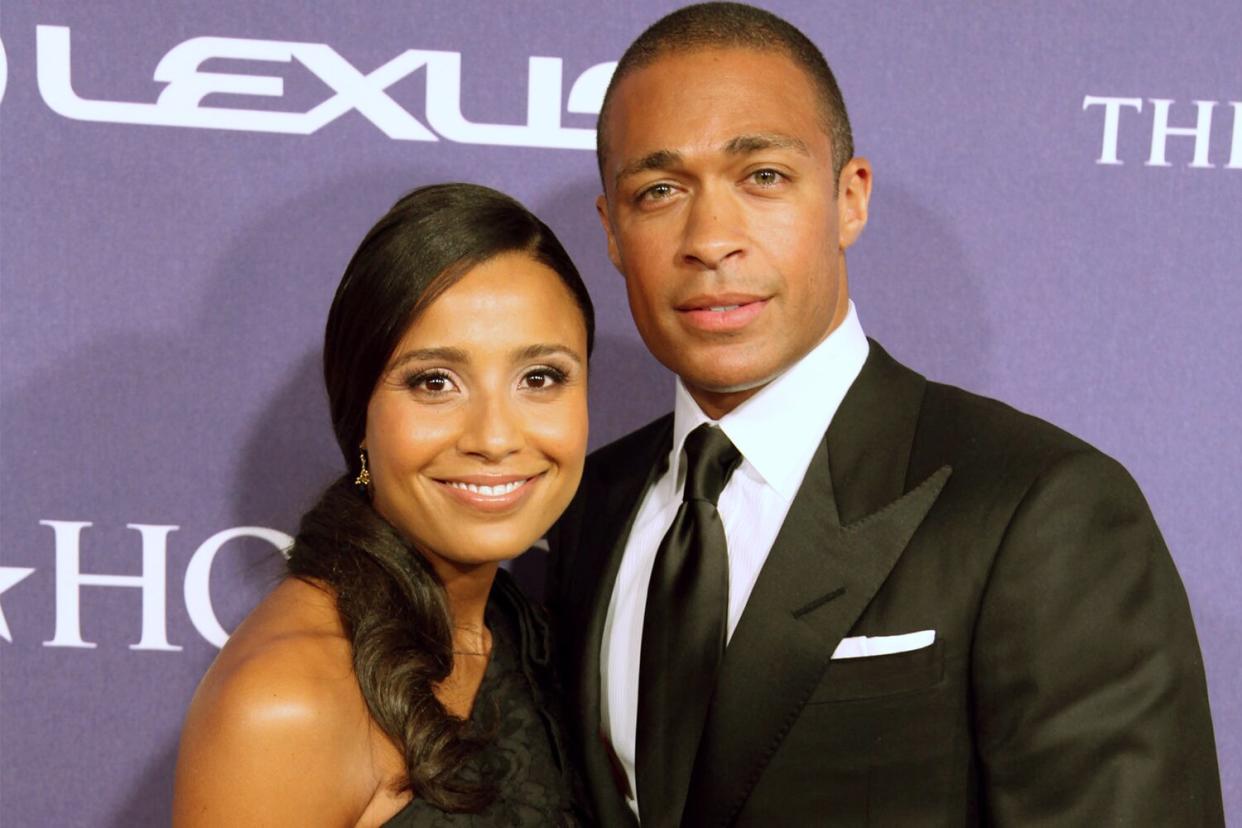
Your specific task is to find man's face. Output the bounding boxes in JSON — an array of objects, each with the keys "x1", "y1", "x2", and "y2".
[{"x1": 598, "y1": 47, "x2": 870, "y2": 417}]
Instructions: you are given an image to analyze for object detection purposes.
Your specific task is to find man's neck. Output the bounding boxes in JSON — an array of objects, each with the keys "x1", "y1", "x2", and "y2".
[{"x1": 687, "y1": 384, "x2": 764, "y2": 420}]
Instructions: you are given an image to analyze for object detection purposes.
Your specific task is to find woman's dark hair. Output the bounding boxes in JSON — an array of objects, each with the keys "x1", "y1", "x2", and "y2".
[{"x1": 286, "y1": 183, "x2": 594, "y2": 811}]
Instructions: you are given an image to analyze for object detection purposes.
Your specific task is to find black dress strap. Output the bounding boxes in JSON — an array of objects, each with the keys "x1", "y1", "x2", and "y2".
[{"x1": 381, "y1": 569, "x2": 584, "y2": 826}]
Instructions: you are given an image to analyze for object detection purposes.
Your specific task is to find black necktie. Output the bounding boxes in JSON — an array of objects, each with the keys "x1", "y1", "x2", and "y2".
[{"x1": 636, "y1": 424, "x2": 743, "y2": 826}]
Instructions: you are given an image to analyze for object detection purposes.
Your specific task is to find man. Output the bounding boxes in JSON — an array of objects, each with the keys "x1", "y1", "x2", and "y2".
[{"x1": 547, "y1": 3, "x2": 1223, "y2": 825}]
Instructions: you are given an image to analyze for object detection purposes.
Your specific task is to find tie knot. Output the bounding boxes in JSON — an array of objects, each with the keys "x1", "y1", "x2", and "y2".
[{"x1": 681, "y1": 424, "x2": 742, "y2": 506}]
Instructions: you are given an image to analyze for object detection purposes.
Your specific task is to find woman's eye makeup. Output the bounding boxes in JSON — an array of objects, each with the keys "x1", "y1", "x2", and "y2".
[
  {"x1": 521, "y1": 365, "x2": 570, "y2": 390},
  {"x1": 396, "y1": 360, "x2": 577, "y2": 396},
  {"x1": 404, "y1": 369, "x2": 457, "y2": 394}
]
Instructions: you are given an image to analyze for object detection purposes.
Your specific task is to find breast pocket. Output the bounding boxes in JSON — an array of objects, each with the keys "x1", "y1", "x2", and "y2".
[{"x1": 807, "y1": 638, "x2": 945, "y2": 703}]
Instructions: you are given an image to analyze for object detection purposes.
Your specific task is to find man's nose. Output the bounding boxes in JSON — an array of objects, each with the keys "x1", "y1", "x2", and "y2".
[{"x1": 677, "y1": 185, "x2": 745, "y2": 270}]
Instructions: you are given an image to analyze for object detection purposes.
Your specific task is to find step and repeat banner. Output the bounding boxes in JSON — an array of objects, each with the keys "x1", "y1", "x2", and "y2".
[{"x1": 1, "y1": 1, "x2": 1238, "y2": 823}]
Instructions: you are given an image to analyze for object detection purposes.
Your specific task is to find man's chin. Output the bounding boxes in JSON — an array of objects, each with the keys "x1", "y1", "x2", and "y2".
[
  {"x1": 693, "y1": 375, "x2": 777, "y2": 395},
  {"x1": 680, "y1": 368, "x2": 785, "y2": 417}
]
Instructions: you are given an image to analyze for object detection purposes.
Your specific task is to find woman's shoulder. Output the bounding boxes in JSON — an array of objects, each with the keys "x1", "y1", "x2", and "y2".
[
  {"x1": 173, "y1": 578, "x2": 396, "y2": 826},
  {"x1": 193, "y1": 578, "x2": 358, "y2": 719}
]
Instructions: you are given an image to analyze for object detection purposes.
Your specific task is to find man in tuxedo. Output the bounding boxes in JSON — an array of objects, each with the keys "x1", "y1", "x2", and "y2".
[{"x1": 546, "y1": 3, "x2": 1223, "y2": 825}]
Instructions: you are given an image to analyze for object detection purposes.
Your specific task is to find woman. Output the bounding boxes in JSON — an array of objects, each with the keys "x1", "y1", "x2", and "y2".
[{"x1": 173, "y1": 183, "x2": 593, "y2": 826}]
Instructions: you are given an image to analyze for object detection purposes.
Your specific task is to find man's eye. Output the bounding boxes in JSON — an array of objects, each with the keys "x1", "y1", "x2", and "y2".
[
  {"x1": 639, "y1": 183, "x2": 675, "y2": 202},
  {"x1": 751, "y1": 169, "x2": 784, "y2": 186}
]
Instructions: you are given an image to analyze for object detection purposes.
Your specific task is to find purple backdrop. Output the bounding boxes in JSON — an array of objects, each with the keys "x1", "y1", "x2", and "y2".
[{"x1": 2, "y1": 1, "x2": 1238, "y2": 823}]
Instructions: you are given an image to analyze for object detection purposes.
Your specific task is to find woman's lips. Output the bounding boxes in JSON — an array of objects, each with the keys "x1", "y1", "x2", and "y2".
[{"x1": 434, "y1": 473, "x2": 544, "y2": 512}]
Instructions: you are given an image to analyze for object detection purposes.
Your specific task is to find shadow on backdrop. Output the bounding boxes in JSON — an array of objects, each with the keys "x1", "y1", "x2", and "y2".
[
  {"x1": 110, "y1": 741, "x2": 179, "y2": 827},
  {"x1": 829, "y1": 182, "x2": 990, "y2": 389}
]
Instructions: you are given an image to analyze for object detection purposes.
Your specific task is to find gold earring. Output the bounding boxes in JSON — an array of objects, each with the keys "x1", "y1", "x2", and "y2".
[{"x1": 354, "y1": 448, "x2": 371, "y2": 495}]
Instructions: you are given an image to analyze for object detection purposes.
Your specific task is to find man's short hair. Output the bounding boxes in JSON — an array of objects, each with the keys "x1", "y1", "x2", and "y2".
[{"x1": 596, "y1": 2, "x2": 855, "y2": 186}]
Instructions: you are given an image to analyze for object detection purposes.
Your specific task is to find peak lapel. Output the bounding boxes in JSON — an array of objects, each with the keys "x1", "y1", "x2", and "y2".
[
  {"x1": 682, "y1": 342, "x2": 952, "y2": 826},
  {"x1": 827, "y1": 340, "x2": 930, "y2": 525}
]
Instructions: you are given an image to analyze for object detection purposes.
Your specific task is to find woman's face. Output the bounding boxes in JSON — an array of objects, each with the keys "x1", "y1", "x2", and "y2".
[{"x1": 364, "y1": 251, "x2": 589, "y2": 577}]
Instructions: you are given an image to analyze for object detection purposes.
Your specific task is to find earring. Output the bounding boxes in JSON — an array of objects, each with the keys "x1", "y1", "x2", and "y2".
[{"x1": 354, "y1": 448, "x2": 371, "y2": 495}]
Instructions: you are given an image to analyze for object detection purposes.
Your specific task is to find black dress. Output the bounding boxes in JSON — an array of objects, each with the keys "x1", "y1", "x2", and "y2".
[{"x1": 382, "y1": 571, "x2": 584, "y2": 827}]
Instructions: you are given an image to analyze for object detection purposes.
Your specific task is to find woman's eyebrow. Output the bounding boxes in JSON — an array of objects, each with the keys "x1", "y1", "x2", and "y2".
[
  {"x1": 513, "y1": 344, "x2": 584, "y2": 366},
  {"x1": 388, "y1": 344, "x2": 583, "y2": 371},
  {"x1": 387, "y1": 346, "x2": 469, "y2": 371}
]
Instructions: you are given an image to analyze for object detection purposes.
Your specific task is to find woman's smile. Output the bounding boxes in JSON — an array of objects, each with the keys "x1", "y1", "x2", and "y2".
[{"x1": 434, "y1": 472, "x2": 547, "y2": 512}]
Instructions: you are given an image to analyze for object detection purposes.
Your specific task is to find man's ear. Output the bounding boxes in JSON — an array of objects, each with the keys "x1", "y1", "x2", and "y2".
[
  {"x1": 836, "y1": 158, "x2": 872, "y2": 251},
  {"x1": 596, "y1": 193, "x2": 623, "y2": 273}
]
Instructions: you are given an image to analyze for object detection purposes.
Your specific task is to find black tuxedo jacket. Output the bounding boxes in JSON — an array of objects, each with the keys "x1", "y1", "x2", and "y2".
[{"x1": 547, "y1": 341, "x2": 1222, "y2": 826}]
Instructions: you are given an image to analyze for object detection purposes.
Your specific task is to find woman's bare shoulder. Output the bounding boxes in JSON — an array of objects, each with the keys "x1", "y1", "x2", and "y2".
[
  {"x1": 190, "y1": 578, "x2": 360, "y2": 723},
  {"x1": 173, "y1": 578, "x2": 387, "y2": 826}
]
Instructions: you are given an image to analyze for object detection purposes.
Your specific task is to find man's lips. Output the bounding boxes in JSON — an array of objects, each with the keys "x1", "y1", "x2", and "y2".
[
  {"x1": 434, "y1": 473, "x2": 545, "y2": 512},
  {"x1": 675, "y1": 294, "x2": 769, "y2": 332}
]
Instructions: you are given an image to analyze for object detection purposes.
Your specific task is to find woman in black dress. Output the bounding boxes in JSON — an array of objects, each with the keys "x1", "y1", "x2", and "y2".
[{"x1": 173, "y1": 183, "x2": 592, "y2": 826}]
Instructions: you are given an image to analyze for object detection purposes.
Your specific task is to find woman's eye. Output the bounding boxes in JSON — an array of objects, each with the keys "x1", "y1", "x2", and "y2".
[
  {"x1": 522, "y1": 367, "x2": 568, "y2": 390},
  {"x1": 406, "y1": 371, "x2": 457, "y2": 395}
]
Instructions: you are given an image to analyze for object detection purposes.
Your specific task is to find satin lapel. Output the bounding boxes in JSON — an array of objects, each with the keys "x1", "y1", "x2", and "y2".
[
  {"x1": 573, "y1": 416, "x2": 672, "y2": 827},
  {"x1": 826, "y1": 340, "x2": 930, "y2": 525},
  {"x1": 682, "y1": 343, "x2": 952, "y2": 826}
]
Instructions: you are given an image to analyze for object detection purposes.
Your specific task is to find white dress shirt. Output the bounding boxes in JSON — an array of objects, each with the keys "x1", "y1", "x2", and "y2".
[{"x1": 600, "y1": 302, "x2": 870, "y2": 815}]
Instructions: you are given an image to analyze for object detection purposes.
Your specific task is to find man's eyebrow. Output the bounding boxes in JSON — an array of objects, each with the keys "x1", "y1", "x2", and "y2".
[
  {"x1": 724, "y1": 133, "x2": 811, "y2": 156},
  {"x1": 514, "y1": 344, "x2": 584, "y2": 366},
  {"x1": 387, "y1": 346, "x2": 469, "y2": 371},
  {"x1": 614, "y1": 149, "x2": 683, "y2": 189}
]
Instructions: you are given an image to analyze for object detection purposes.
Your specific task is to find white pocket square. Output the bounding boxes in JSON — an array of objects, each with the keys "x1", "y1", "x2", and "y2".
[{"x1": 831, "y1": 630, "x2": 935, "y2": 660}]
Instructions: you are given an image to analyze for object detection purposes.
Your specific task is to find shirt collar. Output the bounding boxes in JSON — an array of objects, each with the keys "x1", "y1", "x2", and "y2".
[{"x1": 670, "y1": 301, "x2": 870, "y2": 503}]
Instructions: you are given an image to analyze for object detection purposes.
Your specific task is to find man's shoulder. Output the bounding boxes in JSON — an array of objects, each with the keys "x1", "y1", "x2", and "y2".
[
  {"x1": 863, "y1": 340, "x2": 1100, "y2": 468},
  {"x1": 925, "y1": 379, "x2": 1089, "y2": 450},
  {"x1": 914, "y1": 375, "x2": 1130, "y2": 490}
]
